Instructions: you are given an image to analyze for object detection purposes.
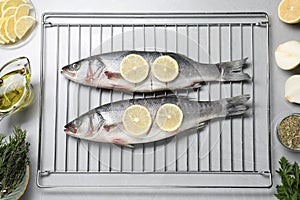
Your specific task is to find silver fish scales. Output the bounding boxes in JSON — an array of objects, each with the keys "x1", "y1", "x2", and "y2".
[
  {"x1": 64, "y1": 95, "x2": 250, "y2": 147},
  {"x1": 61, "y1": 51, "x2": 250, "y2": 93}
]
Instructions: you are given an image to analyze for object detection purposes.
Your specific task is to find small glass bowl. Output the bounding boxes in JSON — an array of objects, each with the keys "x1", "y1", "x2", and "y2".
[
  {"x1": 0, "y1": 57, "x2": 34, "y2": 120},
  {"x1": 276, "y1": 113, "x2": 300, "y2": 152},
  {"x1": 0, "y1": 0, "x2": 36, "y2": 49}
]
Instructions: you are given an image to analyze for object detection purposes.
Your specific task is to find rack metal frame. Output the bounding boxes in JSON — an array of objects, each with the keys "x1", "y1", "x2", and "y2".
[{"x1": 37, "y1": 12, "x2": 271, "y2": 188}]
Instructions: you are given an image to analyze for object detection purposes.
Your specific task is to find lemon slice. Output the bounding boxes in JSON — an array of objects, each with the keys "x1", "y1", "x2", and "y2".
[
  {"x1": 120, "y1": 54, "x2": 149, "y2": 83},
  {"x1": 152, "y1": 55, "x2": 179, "y2": 82},
  {"x1": 278, "y1": 0, "x2": 300, "y2": 24},
  {"x1": 15, "y1": 15, "x2": 35, "y2": 39},
  {"x1": 5, "y1": 15, "x2": 16, "y2": 42},
  {"x1": 2, "y1": 6, "x2": 16, "y2": 18},
  {"x1": 1, "y1": 0, "x2": 24, "y2": 13},
  {"x1": 155, "y1": 103, "x2": 183, "y2": 132},
  {"x1": 0, "y1": 37, "x2": 5, "y2": 44},
  {"x1": 15, "y1": 3, "x2": 29, "y2": 21},
  {"x1": 122, "y1": 105, "x2": 152, "y2": 136},
  {"x1": 0, "y1": 1, "x2": 5, "y2": 16},
  {"x1": 0, "y1": 18, "x2": 10, "y2": 43}
]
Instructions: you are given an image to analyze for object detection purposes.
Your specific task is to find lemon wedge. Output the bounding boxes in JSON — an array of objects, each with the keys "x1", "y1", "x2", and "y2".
[
  {"x1": 278, "y1": 0, "x2": 300, "y2": 24},
  {"x1": 152, "y1": 55, "x2": 179, "y2": 82},
  {"x1": 14, "y1": 15, "x2": 34, "y2": 39},
  {"x1": 15, "y1": 3, "x2": 29, "y2": 21},
  {"x1": 122, "y1": 105, "x2": 152, "y2": 136},
  {"x1": 1, "y1": 0, "x2": 24, "y2": 13},
  {"x1": 155, "y1": 103, "x2": 183, "y2": 132},
  {"x1": 2, "y1": 6, "x2": 16, "y2": 18},
  {"x1": 120, "y1": 54, "x2": 149, "y2": 83},
  {"x1": 5, "y1": 15, "x2": 16, "y2": 42}
]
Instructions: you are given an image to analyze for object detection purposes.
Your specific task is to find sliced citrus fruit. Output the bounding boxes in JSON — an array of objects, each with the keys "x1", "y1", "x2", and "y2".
[
  {"x1": 120, "y1": 54, "x2": 149, "y2": 83},
  {"x1": 15, "y1": 15, "x2": 35, "y2": 39},
  {"x1": 15, "y1": 3, "x2": 30, "y2": 21},
  {"x1": 0, "y1": 18, "x2": 10, "y2": 43},
  {"x1": 0, "y1": 1, "x2": 5, "y2": 16},
  {"x1": 278, "y1": 0, "x2": 300, "y2": 24},
  {"x1": 2, "y1": 6, "x2": 16, "y2": 18},
  {"x1": 155, "y1": 103, "x2": 183, "y2": 132},
  {"x1": 1, "y1": 0, "x2": 24, "y2": 13},
  {"x1": 5, "y1": 15, "x2": 16, "y2": 42},
  {"x1": 0, "y1": 37, "x2": 5, "y2": 44},
  {"x1": 122, "y1": 105, "x2": 152, "y2": 136},
  {"x1": 152, "y1": 55, "x2": 179, "y2": 82},
  {"x1": 275, "y1": 40, "x2": 300, "y2": 70}
]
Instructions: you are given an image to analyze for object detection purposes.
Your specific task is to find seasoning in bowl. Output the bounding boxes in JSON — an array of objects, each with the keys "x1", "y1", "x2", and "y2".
[{"x1": 278, "y1": 115, "x2": 300, "y2": 150}]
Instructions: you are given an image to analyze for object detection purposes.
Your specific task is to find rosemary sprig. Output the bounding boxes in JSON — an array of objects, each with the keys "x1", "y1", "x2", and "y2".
[{"x1": 0, "y1": 127, "x2": 30, "y2": 198}]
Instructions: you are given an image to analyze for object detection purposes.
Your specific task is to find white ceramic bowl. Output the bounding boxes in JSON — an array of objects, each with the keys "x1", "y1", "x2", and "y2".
[{"x1": 0, "y1": 0, "x2": 36, "y2": 49}]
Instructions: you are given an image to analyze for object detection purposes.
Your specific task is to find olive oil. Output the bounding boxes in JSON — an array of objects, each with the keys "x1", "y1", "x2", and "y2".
[{"x1": 0, "y1": 68, "x2": 32, "y2": 113}]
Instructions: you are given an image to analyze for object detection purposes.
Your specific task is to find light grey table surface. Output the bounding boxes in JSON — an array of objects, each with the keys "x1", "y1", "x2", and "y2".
[{"x1": 0, "y1": 0, "x2": 298, "y2": 199}]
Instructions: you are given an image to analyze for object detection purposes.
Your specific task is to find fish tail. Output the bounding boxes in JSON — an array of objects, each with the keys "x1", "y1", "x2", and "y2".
[
  {"x1": 218, "y1": 58, "x2": 251, "y2": 82},
  {"x1": 222, "y1": 94, "x2": 250, "y2": 117}
]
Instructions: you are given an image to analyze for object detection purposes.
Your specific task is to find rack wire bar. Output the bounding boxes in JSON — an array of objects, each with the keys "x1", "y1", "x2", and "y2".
[{"x1": 38, "y1": 12, "x2": 271, "y2": 188}]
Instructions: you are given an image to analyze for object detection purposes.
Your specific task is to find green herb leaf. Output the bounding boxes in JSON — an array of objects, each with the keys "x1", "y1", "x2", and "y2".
[
  {"x1": 0, "y1": 127, "x2": 29, "y2": 198},
  {"x1": 275, "y1": 157, "x2": 300, "y2": 199}
]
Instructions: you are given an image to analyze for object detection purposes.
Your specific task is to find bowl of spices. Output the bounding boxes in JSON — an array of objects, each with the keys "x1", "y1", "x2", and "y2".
[{"x1": 277, "y1": 114, "x2": 300, "y2": 152}]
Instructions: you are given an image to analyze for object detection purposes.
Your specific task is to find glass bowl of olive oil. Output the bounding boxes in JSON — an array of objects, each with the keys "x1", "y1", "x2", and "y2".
[
  {"x1": 0, "y1": 57, "x2": 34, "y2": 120},
  {"x1": 276, "y1": 113, "x2": 300, "y2": 152}
]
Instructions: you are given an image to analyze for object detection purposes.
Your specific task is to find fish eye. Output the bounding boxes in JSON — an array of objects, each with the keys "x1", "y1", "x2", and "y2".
[
  {"x1": 72, "y1": 63, "x2": 80, "y2": 70},
  {"x1": 74, "y1": 119, "x2": 82, "y2": 127}
]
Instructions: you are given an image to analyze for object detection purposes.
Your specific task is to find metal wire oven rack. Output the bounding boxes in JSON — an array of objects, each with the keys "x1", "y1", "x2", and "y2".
[{"x1": 38, "y1": 12, "x2": 271, "y2": 188}]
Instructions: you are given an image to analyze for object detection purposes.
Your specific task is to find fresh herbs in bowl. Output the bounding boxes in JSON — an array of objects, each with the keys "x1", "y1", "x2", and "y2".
[
  {"x1": 275, "y1": 157, "x2": 300, "y2": 200},
  {"x1": 0, "y1": 127, "x2": 30, "y2": 198}
]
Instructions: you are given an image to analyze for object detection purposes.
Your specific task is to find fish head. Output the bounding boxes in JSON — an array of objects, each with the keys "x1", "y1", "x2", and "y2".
[
  {"x1": 61, "y1": 56, "x2": 106, "y2": 86},
  {"x1": 64, "y1": 110, "x2": 105, "y2": 139}
]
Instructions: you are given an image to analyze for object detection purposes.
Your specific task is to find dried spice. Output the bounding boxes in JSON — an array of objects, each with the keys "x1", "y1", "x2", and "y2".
[{"x1": 278, "y1": 115, "x2": 300, "y2": 150}]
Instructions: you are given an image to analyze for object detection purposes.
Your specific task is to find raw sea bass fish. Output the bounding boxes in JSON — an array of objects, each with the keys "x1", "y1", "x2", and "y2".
[
  {"x1": 61, "y1": 51, "x2": 250, "y2": 93},
  {"x1": 64, "y1": 95, "x2": 250, "y2": 147}
]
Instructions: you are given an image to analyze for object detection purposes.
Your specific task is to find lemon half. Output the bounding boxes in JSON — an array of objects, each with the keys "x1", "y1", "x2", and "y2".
[
  {"x1": 120, "y1": 54, "x2": 149, "y2": 84},
  {"x1": 152, "y1": 55, "x2": 179, "y2": 82},
  {"x1": 155, "y1": 103, "x2": 183, "y2": 132},
  {"x1": 278, "y1": 0, "x2": 300, "y2": 24},
  {"x1": 122, "y1": 105, "x2": 152, "y2": 136}
]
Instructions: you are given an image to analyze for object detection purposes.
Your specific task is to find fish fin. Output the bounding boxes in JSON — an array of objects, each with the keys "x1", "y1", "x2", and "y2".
[
  {"x1": 197, "y1": 122, "x2": 207, "y2": 130},
  {"x1": 184, "y1": 122, "x2": 207, "y2": 132},
  {"x1": 104, "y1": 70, "x2": 122, "y2": 79},
  {"x1": 222, "y1": 94, "x2": 250, "y2": 117},
  {"x1": 218, "y1": 58, "x2": 251, "y2": 82},
  {"x1": 112, "y1": 138, "x2": 134, "y2": 148},
  {"x1": 123, "y1": 144, "x2": 135, "y2": 148},
  {"x1": 189, "y1": 82, "x2": 204, "y2": 89}
]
